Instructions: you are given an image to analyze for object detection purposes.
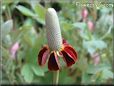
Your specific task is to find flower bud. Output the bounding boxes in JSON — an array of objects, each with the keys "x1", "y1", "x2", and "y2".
[
  {"x1": 10, "y1": 42, "x2": 19, "y2": 59},
  {"x1": 87, "y1": 20, "x2": 94, "y2": 32},
  {"x1": 93, "y1": 56, "x2": 100, "y2": 65},
  {"x1": 91, "y1": 52, "x2": 100, "y2": 65},
  {"x1": 82, "y1": 8, "x2": 88, "y2": 21}
]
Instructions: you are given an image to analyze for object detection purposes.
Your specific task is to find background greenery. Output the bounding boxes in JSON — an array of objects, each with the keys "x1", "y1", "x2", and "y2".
[{"x1": 1, "y1": 0, "x2": 114, "y2": 85}]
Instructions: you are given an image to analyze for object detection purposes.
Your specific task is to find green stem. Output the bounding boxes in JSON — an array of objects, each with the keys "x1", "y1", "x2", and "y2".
[
  {"x1": 53, "y1": 70, "x2": 59, "y2": 85},
  {"x1": 6, "y1": 5, "x2": 11, "y2": 19},
  {"x1": 100, "y1": 25, "x2": 112, "y2": 40}
]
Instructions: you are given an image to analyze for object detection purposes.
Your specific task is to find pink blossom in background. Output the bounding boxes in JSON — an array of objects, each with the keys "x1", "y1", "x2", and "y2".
[
  {"x1": 91, "y1": 52, "x2": 100, "y2": 65},
  {"x1": 87, "y1": 20, "x2": 94, "y2": 32},
  {"x1": 82, "y1": 8, "x2": 88, "y2": 21},
  {"x1": 10, "y1": 42, "x2": 19, "y2": 59},
  {"x1": 93, "y1": 56, "x2": 100, "y2": 65}
]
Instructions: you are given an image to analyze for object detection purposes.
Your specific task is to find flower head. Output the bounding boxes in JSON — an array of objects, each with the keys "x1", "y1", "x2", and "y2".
[{"x1": 38, "y1": 8, "x2": 78, "y2": 71}]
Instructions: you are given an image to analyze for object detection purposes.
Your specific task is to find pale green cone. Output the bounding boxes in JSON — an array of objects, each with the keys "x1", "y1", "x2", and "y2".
[{"x1": 45, "y1": 8, "x2": 62, "y2": 51}]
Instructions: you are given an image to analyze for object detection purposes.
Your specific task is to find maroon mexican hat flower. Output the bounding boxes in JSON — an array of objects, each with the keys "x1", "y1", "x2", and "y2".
[{"x1": 38, "y1": 8, "x2": 78, "y2": 71}]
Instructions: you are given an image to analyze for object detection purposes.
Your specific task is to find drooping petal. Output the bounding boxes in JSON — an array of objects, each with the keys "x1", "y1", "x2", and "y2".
[
  {"x1": 38, "y1": 45, "x2": 49, "y2": 66},
  {"x1": 48, "y1": 51, "x2": 60, "y2": 71},
  {"x1": 61, "y1": 44, "x2": 78, "y2": 67},
  {"x1": 61, "y1": 50, "x2": 75, "y2": 67},
  {"x1": 63, "y1": 44, "x2": 78, "y2": 61}
]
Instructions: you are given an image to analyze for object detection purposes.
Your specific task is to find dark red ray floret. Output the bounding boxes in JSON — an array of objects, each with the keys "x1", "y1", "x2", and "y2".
[
  {"x1": 63, "y1": 44, "x2": 78, "y2": 61},
  {"x1": 60, "y1": 44, "x2": 78, "y2": 67},
  {"x1": 38, "y1": 45, "x2": 49, "y2": 66},
  {"x1": 61, "y1": 50, "x2": 75, "y2": 67},
  {"x1": 48, "y1": 51, "x2": 60, "y2": 71}
]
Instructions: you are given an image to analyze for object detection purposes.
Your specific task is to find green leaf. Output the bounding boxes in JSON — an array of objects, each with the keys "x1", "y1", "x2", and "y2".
[
  {"x1": 1, "y1": 19, "x2": 13, "y2": 38},
  {"x1": 83, "y1": 40, "x2": 95, "y2": 54},
  {"x1": 24, "y1": 48, "x2": 37, "y2": 64},
  {"x1": 86, "y1": 63, "x2": 111, "y2": 74},
  {"x1": 24, "y1": 18, "x2": 34, "y2": 26},
  {"x1": 3, "y1": 0, "x2": 16, "y2": 4},
  {"x1": 92, "y1": 40, "x2": 107, "y2": 49},
  {"x1": 31, "y1": 64, "x2": 44, "y2": 76},
  {"x1": 83, "y1": 39, "x2": 107, "y2": 54},
  {"x1": 32, "y1": 4, "x2": 46, "y2": 25},
  {"x1": 73, "y1": 22, "x2": 86, "y2": 30},
  {"x1": 101, "y1": 69, "x2": 113, "y2": 79},
  {"x1": 80, "y1": 31, "x2": 90, "y2": 40},
  {"x1": 100, "y1": 7, "x2": 111, "y2": 15},
  {"x1": 81, "y1": 72, "x2": 92, "y2": 84},
  {"x1": 61, "y1": 22, "x2": 74, "y2": 31},
  {"x1": 16, "y1": 5, "x2": 35, "y2": 17},
  {"x1": 23, "y1": 27, "x2": 37, "y2": 47},
  {"x1": 59, "y1": 69, "x2": 75, "y2": 84},
  {"x1": 77, "y1": 57, "x2": 88, "y2": 71},
  {"x1": 1, "y1": 46, "x2": 10, "y2": 58},
  {"x1": 21, "y1": 64, "x2": 34, "y2": 83},
  {"x1": 3, "y1": 34, "x2": 12, "y2": 48},
  {"x1": 86, "y1": 64, "x2": 101, "y2": 74}
]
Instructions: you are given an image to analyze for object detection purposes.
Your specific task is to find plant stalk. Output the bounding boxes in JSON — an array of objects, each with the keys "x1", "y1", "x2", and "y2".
[{"x1": 53, "y1": 70, "x2": 59, "y2": 85}]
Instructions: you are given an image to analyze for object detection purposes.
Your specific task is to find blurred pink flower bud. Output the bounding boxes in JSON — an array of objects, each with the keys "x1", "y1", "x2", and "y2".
[
  {"x1": 82, "y1": 8, "x2": 88, "y2": 21},
  {"x1": 10, "y1": 42, "x2": 19, "y2": 59},
  {"x1": 93, "y1": 56, "x2": 100, "y2": 65},
  {"x1": 87, "y1": 20, "x2": 94, "y2": 32},
  {"x1": 91, "y1": 52, "x2": 100, "y2": 65}
]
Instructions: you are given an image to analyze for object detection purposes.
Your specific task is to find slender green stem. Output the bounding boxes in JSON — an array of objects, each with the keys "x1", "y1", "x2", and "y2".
[
  {"x1": 100, "y1": 25, "x2": 112, "y2": 40},
  {"x1": 53, "y1": 70, "x2": 59, "y2": 85}
]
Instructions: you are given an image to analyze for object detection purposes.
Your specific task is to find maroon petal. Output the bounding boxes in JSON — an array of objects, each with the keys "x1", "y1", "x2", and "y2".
[
  {"x1": 38, "y1": 45, "x2": 49, "y2": 66},
  {"x1": 48, "y1": 51, "x2": 60, "y2": 71},
  {"x1": 61, "y1": 44, "x2": 78, "y2": 67},
  {"x1": 63, "y1": 44, "x2": 78, "y2": 61}
]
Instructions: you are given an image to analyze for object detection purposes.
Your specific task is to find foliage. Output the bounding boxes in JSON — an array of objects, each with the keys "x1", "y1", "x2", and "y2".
[{"x1": 1, "y1": 0, "x2": 114, "y2": 85}]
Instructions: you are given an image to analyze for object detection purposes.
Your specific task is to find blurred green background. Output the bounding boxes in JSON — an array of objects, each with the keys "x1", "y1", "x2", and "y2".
[{"x1": 1, "y1": 0, "x2": 114, "y2": 85}]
